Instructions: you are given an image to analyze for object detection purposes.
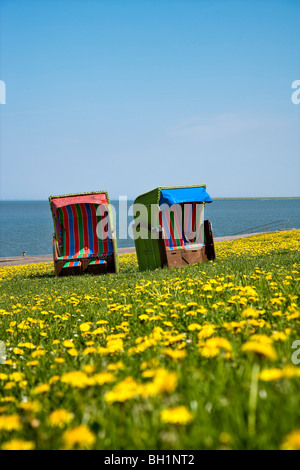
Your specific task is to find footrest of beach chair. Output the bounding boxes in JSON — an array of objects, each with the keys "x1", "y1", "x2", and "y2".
[
  {"x1": 86, "y1": 259, "x2": 108, "y2": 275},
  {"x1": 166, "y1": 246, "x2": 207, "y2": 267},
  {"x1": 181, "y1": 246, "x2": 207, "y2": 264},
  {"x1": 166, "y1": 250, "x2": 184, "y2": 267},
  {"x1": 61, "y1": 260, "x2": 82, "y2": 275}
]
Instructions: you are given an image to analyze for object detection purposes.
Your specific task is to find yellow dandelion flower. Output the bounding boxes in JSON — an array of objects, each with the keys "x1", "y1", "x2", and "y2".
[
  {"x1": 32, "y1": 383, "x2": 50, "y2": 395},
  {"x1": 281, "y1": 365, "x2": 300, "y2": 379},
  {"x1": 92, "y1": 327, "x2": 106, "y2": 335},
  {"x1": 198, "y1": 325, "x2": 216, "y2": 340},
  {"x1": 143, "y1": 368, "x2": 178, "y2": 396},
  {"x1": 286, "y1": 311, "x2": 300, "y2": 320},
  {"x1": 48, "y1": 409, "x2": 74, "y2": 428},
  {"x1": 1, "y1": 439, "x2": 35, "y2": 450},
  {"x1": 106, "y1": 338, "x2": 124, "y2": 354},
  {"x1": 83, "y1": 347, "x2": 96, "y2": 355},
  {"x1": 92, "y1": 372, "x2": 116, "y2": 385},
  {"x1": 272, "y1": 311, "x2": 282, "y2": 317},
  {"x1": 188, "y1": 323, "x2": 202, "y2": 331},
  {"x1": 165, "y1": 333, "x2": 186, "y2": 344},
  {"x1": 139, "y1": 314, "x2": 149, "y2": 321},
  {"x1": 205, "y1": 337, "x2": 232, "y2": 351},
  {"x1": 79, "y1": 322, "x2": 91, "y2": 332},
  {"x1": 160, "y1": 406, "x2": 193, "y2": 425},
  {"x1": 49, "y1": 375, "x2": 60, "y2": 384},
  {"x1": 107, "y1": 361, "x2": 124, "y2": 371},
  {"x1": 199, "y1": 337, "x2": 232, "y2": 359},
  {"x1": 13, "y1": 348, "x2": 24, "y2": 355},
  {"x1": 9, "y1": 372, "x2": 24, "y2": 382},
  {"x1": 82, "y1": 364, "x2": 96, "y2": 375},
  {"x1": 242, "y1": 308, "x2": 260, "y2": 319},
  {"x1": 31, "y1": 350, "x2": 47, "y2": 358},
  {"x1": 96, "y1": 320, "x2": 109, "y2": 325},
  {"x1": 272, "y1": 331, "x2": 287, "y2": 342},
  {"x1": 26, "y1": 360, "x2": 38, "y2": 366},
  {"x1": 62, "y1": 425, "x2": 96, "y2": 450},
  {"x1": 0, "y1": 397, "x2": 16, "y2": 403},
  {"x1": 249, "y1": 334, "x2": 273, "y2": 344},
  {"x1": 162, "y1": 348, "x2": 186, "y2": 360},
  {"x1": 61, "y1": 371, "x2": 93, "y2": 388},
  {"x1": 17, "y1": 342, "x2": 35, "y2": 349},
  {"x1": 141, "y1": 369, "x2": 157, "y2": 378},
  {"x1": 54, "y1": 357, "x2": 65, "y2": 363},
  {"x1": 18, "y1": 401, "x2": 42, "y2": 413},
  {"x1": 200, "y1": 345, "x2": 220, "y2": 358},
  {"x1": 62, "y1": 340, "x2": 74, "y2": 348},
  {"x1": 67, "y1": 348, "x2": 79, "y2": 357},
  {"x1": 280, "y1": 429, "x2": 300, "y2": 450},
  {"x1": 259, "y1": 368, "x2": 284, "y2": 381},
  {"x1": 105, "y1": 377, "x2": 142, "y2": 404},
  {"x1": 0, "y1": 415, "x2": 22, "y2": 431},
  {"x1": 241, "y1": 341, "x2": 277, "y2": 361},
  {"x1": 185, "y1": 310, "x2": 197, "y2": 316}
]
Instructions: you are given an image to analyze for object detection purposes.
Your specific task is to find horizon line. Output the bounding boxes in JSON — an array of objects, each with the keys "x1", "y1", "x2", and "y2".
[{"x1": 1, "y1": 196, "x2": 300, "y2": 202}]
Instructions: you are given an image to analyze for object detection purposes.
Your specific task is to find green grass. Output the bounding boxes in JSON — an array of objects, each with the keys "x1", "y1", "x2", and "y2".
[{"x1": 0, "y1": 230, "x2": 299, "y2": 450}]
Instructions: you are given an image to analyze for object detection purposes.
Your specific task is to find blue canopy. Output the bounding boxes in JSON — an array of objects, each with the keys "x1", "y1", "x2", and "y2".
[{"x1": 159, "y1": 186, "x2": 212, "y2": 206}]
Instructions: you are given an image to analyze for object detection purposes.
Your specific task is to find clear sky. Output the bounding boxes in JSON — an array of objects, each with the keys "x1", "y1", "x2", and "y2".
[{"x1": 0, "y1": 0, "x2": 299, "y2": 200}]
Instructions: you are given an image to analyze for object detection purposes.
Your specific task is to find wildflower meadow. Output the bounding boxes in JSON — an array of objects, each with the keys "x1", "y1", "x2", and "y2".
[{"x1": 0, "y1": 230, "x2": 299, "y2": 450}]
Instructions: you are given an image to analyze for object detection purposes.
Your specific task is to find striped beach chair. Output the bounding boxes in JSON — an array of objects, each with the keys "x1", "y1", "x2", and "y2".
[
  {"x1": 49, "y1": 191, "x2": 118, "y2": 276},
  {"x1": 133, "y1": 185, "x2": 215, "y2": 271}
]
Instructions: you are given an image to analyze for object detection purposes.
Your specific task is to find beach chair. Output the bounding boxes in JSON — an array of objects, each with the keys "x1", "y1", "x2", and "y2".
[
  {"x1": 49, "y1": 191, "x2": 119, "y2": 276},
  {"x1": 132, "y1": 185, "x2": 215, "y2": 271}
]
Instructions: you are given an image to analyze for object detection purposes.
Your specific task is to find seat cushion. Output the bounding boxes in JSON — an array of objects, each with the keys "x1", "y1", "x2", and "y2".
[
  {"x1": 185, "y1": 243, "x2": 205, "y2": 250},
  {"x1": 89, "y1": 260, "x2": 107, "y2": 266},
  {"x1": 57, "y1": 252, "x2": 112, "y2": 260}
]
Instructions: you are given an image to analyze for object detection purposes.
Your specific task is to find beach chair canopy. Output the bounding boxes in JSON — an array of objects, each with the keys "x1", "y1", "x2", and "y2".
[
  {"x1": 158, "y1": 187, "x2": 212, "y2": 250},
  {"x1": 158, "y1": 186, "x2": 212, "y2": 206},
  {"x1": 49, "y1": 191, "x2": 118, "y2": 276}
]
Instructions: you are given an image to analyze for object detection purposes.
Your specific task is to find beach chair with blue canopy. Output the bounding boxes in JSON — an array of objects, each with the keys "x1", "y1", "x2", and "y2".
[
  {"x1": 49, "y1": 191, "x2": 118, "y2": 276},
  {"x1": 132, "y1": 185, "x2": 215, "y2": 271}
]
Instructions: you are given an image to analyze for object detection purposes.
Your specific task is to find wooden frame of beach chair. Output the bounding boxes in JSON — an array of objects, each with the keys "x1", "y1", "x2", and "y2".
[
  {"x1": 132, "y1": 185, "x2": 215, "y2": 271},
  {"x1": 49, "y1": 191, "x2": 119, "y2": 277}
]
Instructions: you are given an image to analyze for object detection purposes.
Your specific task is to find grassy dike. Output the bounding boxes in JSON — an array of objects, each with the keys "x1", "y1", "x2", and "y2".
[{"x1": 0, "y1": 230, "x2": 299, "y2": 450}]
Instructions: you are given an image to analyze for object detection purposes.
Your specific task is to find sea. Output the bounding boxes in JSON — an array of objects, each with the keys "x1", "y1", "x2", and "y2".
[{"x1": 0, "y1": 199, "x2": 299, "y2": 258}]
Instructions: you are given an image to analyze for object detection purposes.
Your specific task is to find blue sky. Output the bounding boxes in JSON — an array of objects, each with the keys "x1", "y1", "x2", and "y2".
[{"x1": 0, "y1": 0, "x2": 299, "y2": 200}]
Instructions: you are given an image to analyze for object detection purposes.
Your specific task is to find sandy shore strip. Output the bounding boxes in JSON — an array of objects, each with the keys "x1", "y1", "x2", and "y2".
[{"x1": 1, "y1": 230, "x2": 297, "y2": 268}]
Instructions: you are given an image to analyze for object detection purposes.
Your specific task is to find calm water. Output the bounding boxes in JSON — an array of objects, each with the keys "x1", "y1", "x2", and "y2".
[{"x1": 0, "y1": 199, "x2": 299, "y2": 257}]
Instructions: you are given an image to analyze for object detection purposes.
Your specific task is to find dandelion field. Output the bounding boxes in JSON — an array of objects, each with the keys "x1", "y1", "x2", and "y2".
[{"x1": 0, "y1": 231, "x2": 299, "y2": 450}]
